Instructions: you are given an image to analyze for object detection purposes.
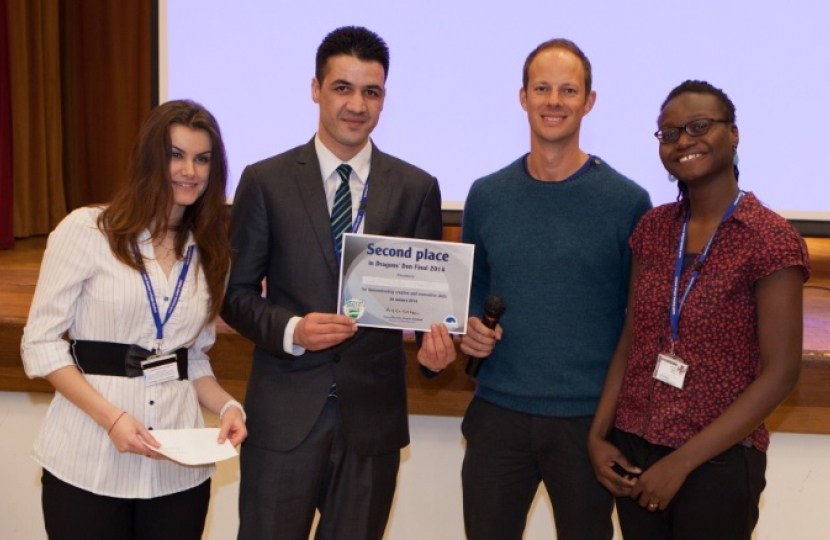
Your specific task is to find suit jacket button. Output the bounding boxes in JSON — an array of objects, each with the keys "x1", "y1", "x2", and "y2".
[{"x1": 333, "y1": 354, "x2": 341, "y2": 363}]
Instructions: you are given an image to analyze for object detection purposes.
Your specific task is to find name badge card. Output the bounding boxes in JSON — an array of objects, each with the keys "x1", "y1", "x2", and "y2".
[
  {"x1": 653, "y1": 353, "x2": 688, "y2": 389},
  {"x1": 141, "y1": 354, "x2": 179, "y2": 386},
  {"x1": 337, "y1": 233, "x2": 474, "y2": 334}
]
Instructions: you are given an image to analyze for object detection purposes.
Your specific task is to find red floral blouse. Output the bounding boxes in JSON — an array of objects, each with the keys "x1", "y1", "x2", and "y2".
[{"x1": 615, "y1": 192, "x2": 810, "y2": 451}]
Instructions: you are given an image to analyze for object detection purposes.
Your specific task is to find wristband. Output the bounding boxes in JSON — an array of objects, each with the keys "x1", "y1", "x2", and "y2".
[{"x1": 219, "y1": 399, "x2": 246, "y2": 422}]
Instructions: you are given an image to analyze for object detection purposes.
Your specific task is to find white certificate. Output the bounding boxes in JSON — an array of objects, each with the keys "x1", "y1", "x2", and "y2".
[{"x1": 337, "y1": 233, "x2": 474, "y2": 334}]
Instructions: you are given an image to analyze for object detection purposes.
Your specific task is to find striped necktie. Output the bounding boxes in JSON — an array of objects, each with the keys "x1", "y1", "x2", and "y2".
[{"x1": 331, "y1": 164, "x2": 353, "y2": 262}]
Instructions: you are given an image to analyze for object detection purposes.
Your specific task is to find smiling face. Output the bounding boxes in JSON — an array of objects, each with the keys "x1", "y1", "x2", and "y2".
[
  {"x1": 520, "y1": 47, "x2": 595, "y2": 150},
  {"x1": 312, "y1": 54, "x2": 386, "y2": 161},
  {"x1": 657, "y1": 92, "x2": 738, "y2": 186},
  {"x1": 168, "y1": 124, "x2": 212, "y2": 223}
]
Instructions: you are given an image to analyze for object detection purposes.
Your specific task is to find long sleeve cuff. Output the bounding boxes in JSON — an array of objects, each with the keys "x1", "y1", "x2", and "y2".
[{"x1": 284, "y1": 316, "x2": 306, "y2": 356}]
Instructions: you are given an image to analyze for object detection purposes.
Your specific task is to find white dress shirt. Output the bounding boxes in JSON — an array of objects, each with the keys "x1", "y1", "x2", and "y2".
[
  {"x1": 315, "y1": 133, "x2": 372, "y2": 219},
  {"x1": 21, "y1": 206, "x2": 216, "y2": 498},
  {"x1": 282, "y1": 136, "x2": 373, "y2": 355}
]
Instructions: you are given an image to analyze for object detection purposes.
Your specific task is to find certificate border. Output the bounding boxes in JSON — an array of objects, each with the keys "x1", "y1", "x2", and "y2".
[{"x1": 337, "y1": 233, "x2": 474, "y2": 334}]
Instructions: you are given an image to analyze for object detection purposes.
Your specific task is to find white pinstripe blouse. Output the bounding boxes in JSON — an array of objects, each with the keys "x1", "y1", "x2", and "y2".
[{"x1": 21, "y1": 206, "x2": 217, "y2": 498}]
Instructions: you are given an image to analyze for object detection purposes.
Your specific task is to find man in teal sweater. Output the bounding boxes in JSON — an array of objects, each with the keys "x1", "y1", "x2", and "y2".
[{"x1": 459, "y1": 38, "x2": 651, "y2": 540}]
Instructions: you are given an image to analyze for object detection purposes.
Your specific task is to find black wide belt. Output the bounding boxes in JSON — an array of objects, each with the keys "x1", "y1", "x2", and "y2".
[{"x1": 70, "y1": 340, "x2": 188, "y2": 380}]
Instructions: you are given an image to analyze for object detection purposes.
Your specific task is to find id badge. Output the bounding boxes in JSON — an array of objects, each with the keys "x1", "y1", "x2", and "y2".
[
  {"x1": 652, "y1": 353, "x2": 688, "y2": 389},
  {"x1": 141, "y1": 353, "x2": 179, "y2": 386}
]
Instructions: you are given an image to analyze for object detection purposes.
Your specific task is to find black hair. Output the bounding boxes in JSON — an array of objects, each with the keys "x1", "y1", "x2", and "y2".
[
  {"x1": 316, "y1": 26, "x2": 390, "y2": 83},
  {"x1": 661, "y1": 80, "x2": 736, "y2": 122}
]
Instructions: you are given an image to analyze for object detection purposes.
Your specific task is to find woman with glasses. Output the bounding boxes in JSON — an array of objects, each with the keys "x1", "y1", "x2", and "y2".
[
  {"x1": 21, "y1": 100, "x2": 247, "y2": 539},
  {"x1": 587, "y1": 80, "x2": 809, "y2": 539}
]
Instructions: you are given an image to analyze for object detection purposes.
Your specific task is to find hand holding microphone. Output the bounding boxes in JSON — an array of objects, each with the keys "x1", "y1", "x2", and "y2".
[{"x1": 464, "y1": 296, "x2": 506, "y2": 377}]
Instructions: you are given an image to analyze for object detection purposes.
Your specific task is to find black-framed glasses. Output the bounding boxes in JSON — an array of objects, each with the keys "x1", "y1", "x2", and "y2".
[{"x1": 654, "y1": 118, "x2": 730, "y2": 144}]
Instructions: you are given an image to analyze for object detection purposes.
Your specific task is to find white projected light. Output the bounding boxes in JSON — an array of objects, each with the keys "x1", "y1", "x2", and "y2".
[{"x1": 162, "y1": 1, "x2": 829, "y2": 220}]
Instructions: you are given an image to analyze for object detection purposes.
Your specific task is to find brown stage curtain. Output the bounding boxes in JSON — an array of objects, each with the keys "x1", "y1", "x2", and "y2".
[
  {"x1": 5, "y1": 1, "x2": 150, "y2": 240},
  {"x1": 7, "y1": 0, "x2": 66, "y2": 238},
  {"x1": 0, "y1": 0, "x2": 13, "y2": 248},
  {"x1": 60, "y1": 1, "x2": 151, "y2": 209}
]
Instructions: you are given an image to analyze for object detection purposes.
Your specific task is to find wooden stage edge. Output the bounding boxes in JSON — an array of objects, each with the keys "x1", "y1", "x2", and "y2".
[{"x1": 2, "y1": 236, "x2": 829, "y2": 435}]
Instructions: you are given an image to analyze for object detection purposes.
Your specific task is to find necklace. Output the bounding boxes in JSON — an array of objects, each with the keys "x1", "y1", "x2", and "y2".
[{"x1": 153, "y1": 232, "x2": 181, "y2": 263}]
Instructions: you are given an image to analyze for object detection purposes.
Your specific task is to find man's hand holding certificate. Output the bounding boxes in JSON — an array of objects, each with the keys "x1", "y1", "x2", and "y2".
[{"x1": 337, "y1": 234, "x2": 474, "y2": 334}]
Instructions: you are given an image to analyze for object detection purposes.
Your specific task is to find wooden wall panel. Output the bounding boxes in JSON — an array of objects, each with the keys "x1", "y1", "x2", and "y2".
[{"x1": 1, "y1": 236, "x2": 828, "y2": 434}]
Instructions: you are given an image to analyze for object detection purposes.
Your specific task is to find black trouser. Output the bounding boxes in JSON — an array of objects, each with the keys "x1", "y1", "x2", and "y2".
[
  {"x1": 611, "y1": 429, "x2": 766, "y2": 540},
  {"x1": 461, "y1": 397, "x2": 614, "y2": 540},
  {"x1": 41, "y1": 469, "x2": 210, "y2": 540},
  {"x1": 238, "y1": 397, "x2": 400, "y2": 540}
]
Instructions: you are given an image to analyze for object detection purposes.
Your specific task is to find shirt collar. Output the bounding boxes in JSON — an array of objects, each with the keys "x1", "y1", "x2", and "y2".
[
  {"x1": 314, "y1": 134, "x2": 372, "y2": 185},
  {"x1": 521, "y1": 153, "x2": 595, "y2": 183},
  {"x1": 730, "y1": 191, "x2": 758, "y2": 225},
  {"x1": 676, "y1": 191, "x2": 758, "y2": 227}
]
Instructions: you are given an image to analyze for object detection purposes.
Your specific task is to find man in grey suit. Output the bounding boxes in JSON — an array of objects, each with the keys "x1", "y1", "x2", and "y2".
[{"x1": 221, "y1": 26, "x2": 457, "y2": 540}]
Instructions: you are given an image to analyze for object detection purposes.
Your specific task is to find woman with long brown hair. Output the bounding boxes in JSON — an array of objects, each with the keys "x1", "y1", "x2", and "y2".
[{"x1": 21, "y1": 99, "x2": 246, "y2": 539}]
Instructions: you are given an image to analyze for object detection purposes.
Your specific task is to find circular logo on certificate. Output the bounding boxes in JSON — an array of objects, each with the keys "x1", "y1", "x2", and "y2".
[
  {"x1": 443, "y1": 315, "x2": 458, "y2": 330},
  {"x1": 343, "y1": 298, "x2": 365, "y2": 320}
]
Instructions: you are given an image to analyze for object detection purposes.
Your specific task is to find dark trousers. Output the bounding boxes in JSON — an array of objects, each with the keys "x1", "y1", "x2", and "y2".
[
  {"x1": 237, "y1": 397, "x2": 400, "y2": 540},
  {"x1": 611, "y1": 429, "x2": 766, "y2": 540},
  {"x1": 461, "y1": 397, "x2": 613, "y2": 540},
  {"x1": 41, "y1": 469, "x2": 210, "y2": 540}
]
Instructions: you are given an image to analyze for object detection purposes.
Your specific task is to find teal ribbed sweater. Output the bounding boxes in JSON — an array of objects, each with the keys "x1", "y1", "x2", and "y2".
[{"x1": 462, "y1": 155, "x2": 651, "y2": 416}]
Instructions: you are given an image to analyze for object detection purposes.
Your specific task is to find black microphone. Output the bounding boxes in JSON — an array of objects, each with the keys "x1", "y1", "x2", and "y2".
[{"x1": 465, "y1": 295, "x2": 507, "y2": 377}]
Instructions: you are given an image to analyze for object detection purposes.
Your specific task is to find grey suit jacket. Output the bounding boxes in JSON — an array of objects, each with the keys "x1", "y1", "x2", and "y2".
[{"x1": 221, "y1": 138, "x2": 443, "y2": 455}]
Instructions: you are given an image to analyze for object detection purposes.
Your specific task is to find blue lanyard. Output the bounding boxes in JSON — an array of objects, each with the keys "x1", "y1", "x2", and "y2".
[
  {"x1": 133, "y1": 241, "x2": 195, "y2": 352},
  {"x1": 670, "y1": 191, "x2": 744, "y2": 346},
  {"x1": 334, "y1": 178, "x2": 370, "y2": 263}
]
